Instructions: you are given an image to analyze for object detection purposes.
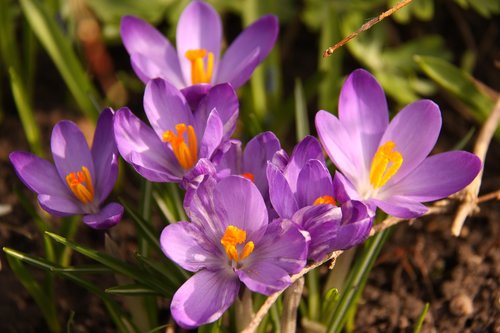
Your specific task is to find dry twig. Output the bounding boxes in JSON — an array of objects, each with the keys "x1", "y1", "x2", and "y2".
[{"x1": 451, "y1": 97, "x2": 500, "y2": 236}]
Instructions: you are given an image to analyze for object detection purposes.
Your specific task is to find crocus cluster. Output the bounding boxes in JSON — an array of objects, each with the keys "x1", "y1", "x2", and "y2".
[{"x1": 10, "y1": 0, "x2": 482, "y2": 330}]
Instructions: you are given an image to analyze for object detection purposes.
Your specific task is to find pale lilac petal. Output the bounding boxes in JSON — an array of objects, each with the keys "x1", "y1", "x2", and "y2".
[
  {"x1": 91, "y1": 108, "x2": 118, "y2": 202},
  {"x1": 384, "y1": 151, "x2": 481, "y2": 202},
  {"x1": 177, "y1": 1, "x2": 222, "y2": 85},
  {"x1": 82, "y1": 202, "x2": 123, "y2": 230},
  {"x1": 331, "y1": 200, "x2": 372, "y2": 250},
  {"x1": 170, "y1": 269, "x2": 239, "y2": 329},
  {"x1": 296, "y1": 159, "x2": 333, "y2": 207},
  {"x1": 182, "y1": 158, "x2": 217, "y2": 191},
  {"x1": 243, "y1": 132, "x2": 281, "y2": 195},
  {"x1": 144, "y1": 79, "x2": 194, "y2": 139},
  {"x1": 38, "y1": 194, "x2": 83, "y2": 216},
  {"x1": 371, "y1": 196, "x2": 428, "y2": 218},
  {"x1": 316, "y1": 111, "x2": 362, "y2": 187},
  {"x1": 114, "y1": 108, "x2": 182, "y2": 182},
  {"x1": 333, "y1": 172, "x2": 362, "y2": 202},
  {"x1": 271, "y1": 149, "x2": 289, "y2": 172},
  {"x1": 214, "y1": 140, "x2": 242, "y2": 177},
  {"x1": 198, "y1": 109, "x2": 223, "y2": 159},
  {"x1": 51, "y1": 120, "x2": 95, "y2": 187},
  {"x1": 216, "y1": 15, "x2": 278, "y2": 89},
  {"x1": 9, "y1": 152, "x2": 69, "y2": 197},
  {"x1": 181, "y1": 84, "x2": 211, "y2": 110},
  {"x1": 160, "y1": 222, "x2": 222, "y2": 272},
  {"x1": 216, "y1": 48, "x2": 260, "y2": 90},
  {"x1": 284, "y1": 136, "x2": 324, "y2": 194},
  {"x1": 379, "y1": 100, "x2": 441, "y2": 185},
  {"x1": 238, "y1": 261, "x2": 291, "y2": 295},
  {"x1": 338, "y1": 69, "x2": 389, "y2": 175},
  {"x1": 267, "y1": 163, "x2": 298, "y2": 219},
  {"x1": 195, "y1": 83, "x2": 239, "y2": 140},
  {"x1": 120, "y1": 16, "x2": 184, "y2": 87}
]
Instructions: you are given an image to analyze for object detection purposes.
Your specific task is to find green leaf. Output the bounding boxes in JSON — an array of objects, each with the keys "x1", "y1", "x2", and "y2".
[
  {"x1": 413, "y1": 303, "x2": 430, "y2": 333},
  {"x1": 106, "y1": 283, "x2": 161, "y2": 296},
  {"x1": 19, "y1": 0, "x2": 100, "y2": 121},
  {"x1": 120, "y1": 199, "x2": 161, "y2": 251},
  {"x1": 294, "y1": 79, "x2": 309, "y2": 140}
]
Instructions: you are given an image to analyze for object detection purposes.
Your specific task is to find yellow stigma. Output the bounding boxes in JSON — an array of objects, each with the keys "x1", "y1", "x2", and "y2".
[
  {"x1": 369, "y1": 140, "x2": 403, "y2": 189},
  {"x1": 162, "y1": 123, "x2": 198, "y2": 170},
  {"x1": 65, "y1": 166, "x2": 95, "y2": 204},
  {"x1": 220, "y1": 226, "x2": 254, "y2": 262},
  {"x1": 313, "y1": 195, "x2": 337, "y2": 206},
  {"x1": 185, "y1": 48, "x2": 214, "y2": 84},
  {"x1": 240, "y1": 172, "x2": 255, "y2": 182}
]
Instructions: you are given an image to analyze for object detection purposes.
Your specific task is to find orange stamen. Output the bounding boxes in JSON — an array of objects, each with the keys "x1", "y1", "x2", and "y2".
[
  {"x1": 313, "y1": 195, "x2": 337, "y2": 206},
  {"x1": 240, "y1": 172, "x2": 255, "y2": 182},
  {"x1": 221, "y1": 226, "x2": 254, "y2": 262},
  {"x1": 162, "y1": 123, "x2": 198, "y2": 170},
  {"x1": 369, "y1": 141, "x2": 403, "y2": 189},
  {"x1": 65, "y1": 166, "x2": 95, "y2": 204},
  {"x1": 185, "y1": 48, "x2": 214, "y2": 84}
]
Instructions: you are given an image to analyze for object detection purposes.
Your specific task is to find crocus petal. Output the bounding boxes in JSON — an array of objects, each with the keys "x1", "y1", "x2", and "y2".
[
  {"x1": 216, "y1": 15, "x2": 278, "y2": 89},
  {"x1": 144, "y1": 78, "x2": 194, "y2": 139},
  {"x1": 198, "y1": 109, "x2": 224, "y2": 159},
  {"x1": 82, "y1": 202, "x2": 123, "y2": 230},
  {"x1": 338, "y1": 69, "x2": 389, "y2": 175},
  {"x1": 182, "y1": 158, "x2": 217, "y2": 192},
  {"x1": 316, "y1": 110, "x2": 365, "y2": 188},
  {"x1": 214, "y1": 140, "x2": 242, "y2": 177},
  {"x1": 177, "y1": 0, "x2": 222, "y2": 85},
  {"x1": 171, "y1": 269, "x2": 239, "y2": 329},
  {"x1": 239, "y1": 220, "x2": 307, "y2": 295},
  {"x1": 379, "y1": 100, "x2": 441, "y2": 185},
  {"x1": 160, "y1": 222, "x2": 222, "y2": 272},
  {"x1": 181, "y1": 84, "x2": 211, "y2": 110},
  {"x1": 195, "y1": 83, "x2": 239, "y2": 140},
  {"x1": 243, "y1": 132, "x2": 281, "y2": 195},
  {"x1": 371, "y1": 196, "x2": 428, "y2": 218},
  {"x1": 120, "y1": 16, "x2": 185, "y2": 87},
  {"x1": 383, "y1": 151, "x2": 481, "y2": 202},
  {"x1": 296, "y1": 159, "x2": 334, "y2": 208},
  {"x1": 51, "y1": 120, "x2": 95, "y2": 187},
  {"x1": 284, "y1": 136, "x2": 324, "y2": 194},
  {"x1": 267, "y1": 163, "x2": 298, "y2": 219},
  {"x1": 331, "y1": 200, "x2": 372, "y2": 250},
  {"x1": 114, "y1": 108, "x2": 182, "y2": 182},
  {"x1": 91, "y1": 108, "x2": 118, "y2": 202},
  {"x1": 38, "y1": 194, "x2": 83, "y2": 216},
  {"x1": 9, "y1": 152, "x2": 69, "y2": 197}
]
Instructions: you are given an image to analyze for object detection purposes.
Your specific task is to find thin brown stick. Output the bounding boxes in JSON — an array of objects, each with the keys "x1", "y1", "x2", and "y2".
[
  {"x1": 451, "y1": 97, "x2": 500, "y2": 236},
  {"x1": 241, "y1": 201, "x2": 445, "y2": 333},
  {"x1": 322, "y1": 0, "x2": 414, "y2": 58},
  {"x1": 476, "y1": 189, "x2": 500, "y2": 204}
]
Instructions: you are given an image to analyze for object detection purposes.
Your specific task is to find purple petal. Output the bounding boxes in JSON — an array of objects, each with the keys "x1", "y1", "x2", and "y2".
[
  {"x1": 216, "y1": 15, "x2": 279, "y2": 89},
  {"x1": 182, "y1": 158, "x2": 217, "y2": 191},
  {"x1": 338, "y1": 69, "x2": 389, "y2": 175},
  {"x1": 176, "y1": 0, "x2": 222, "y2": 85},
  {"x1": 51, "y1": 120, "x2": 95, "y2": 189},
  {"x1": 9, "y1": 151, "x2": 69, "y2": 197},
  {"x1": 198, "y1": 109, "x2": 223, "y2": 159},
  {"x1": 243, "y1": 132, "x2": 281, "y2": 196},
  {"x1": 238, "y1": 219, "x2": 307, "y2": 295},
  {"x1": 379, "y1": 100, "x2": 441, "y2": 185},
  {"x1": 120, "y1": 16, "x2": 184, "y2": 87},
  {"x1": 214, "y1": 140, "x2": 242, "y2": 177},
  {"x1": 91, "y1": 108, "x2": 118, "y2": 203},
  {"x1": 170, "y1": 269, "x2": 239, "y2": 329},
  {"x1": 316, "y1": 110, "x2": 366, "y2": 188},
  {"x1": 331, "y1": 200, "x2": 373, "y2": 250},
  {"x1": 82, "y1": 202, "x2": 123, "y2": 230},
  {"x1": 114, "y1": 108, "x2": 182, "y2": 182},
  {"x1": 195, "y1": 83, "x2": 239, "y2": 140},
  {"x1": 296, "y1": 159, "x2": 333, "y2": 208},
  {"x1": 160, "y1": 222, "x2": 222, "y2": 272},
  {"x1": 144, "y1": 79, "x2": 194, "y2": 139},
  {"x1": 271, "y1": 149, "x2": 289, "y2": 172},
  {"x1": 371, "y1": 196, "x2": 428, "y2": 218},
  {"x1": 384, "y1": 151, "x2": 481, "y2": 202},
  {"x1": 284, "y1": 136, "x2": 324, "y2": 194},
  {"x1": 181, "y1": 84, "x2": 211, "y2": 110},
  {"x1": 38, "y1": 194, "x2": 83, "y2": 216},
  {"x1": 267, "y1": 163, "x2": 298, "y2": 219}
]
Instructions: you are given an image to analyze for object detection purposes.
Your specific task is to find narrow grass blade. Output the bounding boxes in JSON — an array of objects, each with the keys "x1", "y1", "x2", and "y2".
[
  {"x1": 413, "y1": 303, "x2": 430, "y2": 333},
  {"x1": 294, "y1": 78, "x2": 309, "y2": 140},
  {"x1": 106, "y1": 284, "x2": 161, "y2": 296}
]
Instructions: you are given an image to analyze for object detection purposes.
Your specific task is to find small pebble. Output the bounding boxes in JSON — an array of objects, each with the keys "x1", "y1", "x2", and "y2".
[{"x1": 449, "y1": 293, "x2": 474, "y2": 317}]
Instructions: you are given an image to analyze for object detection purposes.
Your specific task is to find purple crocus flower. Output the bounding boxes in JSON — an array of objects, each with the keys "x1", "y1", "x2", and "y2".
[
  {"x1": 266, "y1": 136, "x2": 373, "y2": 260},
  {"x1": 161, "y1": 176, "x2": 308, "y2": 328},
  {"x1": 315, "y1": 69, "x2": 482, "y2": 218},
  {"x1": 9, "y1": 109, "x2": 123, "y2": 229},
  {"x1": 113, "y1": 78, "x2": 238, "y2": 188},
  {"x1": 120, "y1": 0, "x2": 278, "y2": 106}
]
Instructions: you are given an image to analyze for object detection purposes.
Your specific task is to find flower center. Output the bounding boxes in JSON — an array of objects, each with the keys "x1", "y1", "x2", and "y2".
[
  {"x1": 162, "y1": 123, "x2": 198, "y2": 170},
  {"x1": 220, "y1": 226, "x2": 254, "y2": 263},
  {"x1": 313, "y1": 195, "x2": 337, "y2": 206},
  {"x1": 369, "y1": 140, "x2": 403, "y2": 189},
  {"x1": 65, "y1": 166, "x2": 95, "y2": 204},
  {"x1": 240, "y1": 172, "x2": 255, "y2": 182},
  {"x1": 185, "y1": 48, "x2": 214, "y2": 84}
]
